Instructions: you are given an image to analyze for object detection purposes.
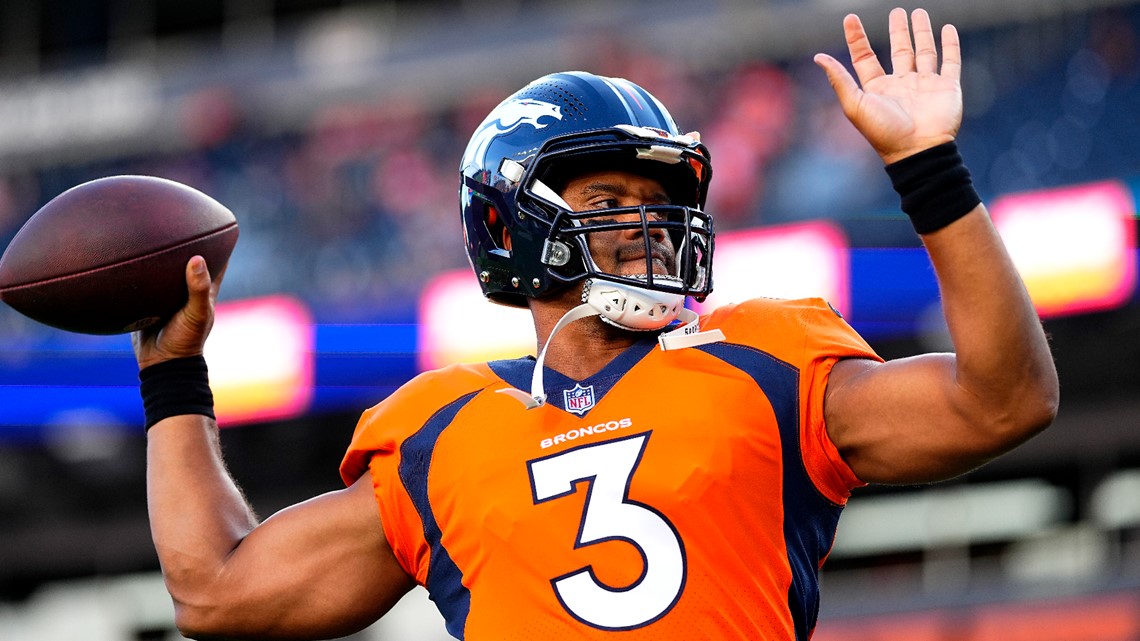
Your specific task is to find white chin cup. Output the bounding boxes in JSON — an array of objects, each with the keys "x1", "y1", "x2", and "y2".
[
  {"x1": 583, "y1": 278, "x2": 685, "y2": 331},
  {"x1": 496, "y1": 276, "x2": 725, "y2": 410}
]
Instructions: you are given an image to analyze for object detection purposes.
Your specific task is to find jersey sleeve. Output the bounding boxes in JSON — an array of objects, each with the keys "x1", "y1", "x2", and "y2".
[
  {"x1": 339, "y1": 364, "x2": 497, "y2": 584},
  {"x1": 797, "y1": 299, "x2": 881, "y2": 503},
  {"x1": 707, "y1": 298, "x2": 882, "y2": 504}
]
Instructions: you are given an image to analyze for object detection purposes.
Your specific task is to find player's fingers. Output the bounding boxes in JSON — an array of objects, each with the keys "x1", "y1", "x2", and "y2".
[
  {"x1": 940, "y1": 23, "x2": 962, "y2": 82},
  {"x1": 133, "y1": 257, "x2": 214, "y2": 365},
  {"x1": 888, "y1": 7, "x2": 914, "y2": 74},
  {"x1": 911, "y1": 9, "x2": 938, "y2": 74},
  {"x1": 130, "y1": 325, "x2": 156, "y2": 356},
  {"x1": 843, "y1": 13, "x2": 885, "y2": 86},
  {"x1": 207, "y1": 263, "x2": 228, "y2": 305},
  {"x1": 814, "y1": 53, "x2": 863, "y2": 118},
  {"x1": 130, "y1": 313, "x2": 168, "y2": 363}
]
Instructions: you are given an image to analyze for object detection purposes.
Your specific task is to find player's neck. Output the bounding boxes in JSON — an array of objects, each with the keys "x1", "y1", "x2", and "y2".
[
  {"x1": 543, "y1": 321, "x2": 642, "y2": 380},
  {"x1": 529, "y1": 291, "x2": 644, "y2": 381}
]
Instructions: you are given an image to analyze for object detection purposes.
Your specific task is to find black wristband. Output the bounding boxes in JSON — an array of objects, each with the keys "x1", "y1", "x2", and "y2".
[
  {"x1": 885, "y1": 141, "x2": 982, "y2": 234},
  {"x1": 139, "y1": 355, "x2": 215, "y2": 431}
]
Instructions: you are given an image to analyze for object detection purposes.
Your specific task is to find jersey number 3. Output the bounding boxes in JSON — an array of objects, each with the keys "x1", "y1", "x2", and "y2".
[{"x1": 527, "y1": 431, "x2": 686, "y2": 630}]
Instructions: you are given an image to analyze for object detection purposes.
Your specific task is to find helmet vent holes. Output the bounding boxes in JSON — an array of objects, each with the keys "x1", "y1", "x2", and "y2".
[{"x1": 527, "y1": 83, "x2": 586, "y2": 120}]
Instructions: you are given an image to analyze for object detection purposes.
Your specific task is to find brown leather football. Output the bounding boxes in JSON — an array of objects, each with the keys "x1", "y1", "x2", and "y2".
[{"x1": 0, "y1": 175, "x2": 238, "y2": 334}]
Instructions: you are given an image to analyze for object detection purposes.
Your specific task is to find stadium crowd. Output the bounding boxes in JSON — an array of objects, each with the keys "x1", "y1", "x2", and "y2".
[{"x1": 0, "y1": 5, "x2": 1136, "y2": 332}]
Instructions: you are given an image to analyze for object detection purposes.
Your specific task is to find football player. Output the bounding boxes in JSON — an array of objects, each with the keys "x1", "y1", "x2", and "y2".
[{"x1": 135, "y1": 8, "x2": 1057, "y2": 640}]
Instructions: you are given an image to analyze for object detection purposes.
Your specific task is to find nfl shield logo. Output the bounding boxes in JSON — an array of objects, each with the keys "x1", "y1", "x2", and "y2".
[{"x1": 563, "y1": 383, "x2": 596, "y2": 415}]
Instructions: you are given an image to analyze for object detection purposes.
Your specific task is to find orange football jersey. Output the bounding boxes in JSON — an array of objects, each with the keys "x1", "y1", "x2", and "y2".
[{"x1": 341, "y1": 298, "x2": 881, "y2": 640}]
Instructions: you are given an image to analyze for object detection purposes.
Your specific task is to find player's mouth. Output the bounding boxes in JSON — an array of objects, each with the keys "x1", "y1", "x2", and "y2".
[{"x1": 618, "y1": 246, "x2": 673, "y2": 276}]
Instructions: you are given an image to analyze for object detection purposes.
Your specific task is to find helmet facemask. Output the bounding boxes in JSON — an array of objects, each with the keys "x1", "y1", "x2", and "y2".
[{"x1": 515, "y1": 129, "x2": 715, "y2": 328}]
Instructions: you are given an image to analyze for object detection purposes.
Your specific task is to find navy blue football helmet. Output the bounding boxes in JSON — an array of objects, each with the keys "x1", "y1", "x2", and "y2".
[{"x1": 460, "y1": 71, "x2": 714, "y2": 309}]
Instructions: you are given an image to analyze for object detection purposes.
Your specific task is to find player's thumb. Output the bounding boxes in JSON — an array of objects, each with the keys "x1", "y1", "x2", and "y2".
[
  {"x1": 133, "y1": 257, "x2": 215, "y2": 366},
  {"x1": 813, "y1": 53, "x2": 861, "y2": 116},
  {"x1": 183, "y1": 256, "x2": 215, "y2": 327}
]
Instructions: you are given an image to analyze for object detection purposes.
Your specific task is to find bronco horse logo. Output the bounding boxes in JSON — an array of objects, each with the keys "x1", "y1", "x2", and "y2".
[{"x1": 463, "y1": 99, "x2": 563, "y2": 170}]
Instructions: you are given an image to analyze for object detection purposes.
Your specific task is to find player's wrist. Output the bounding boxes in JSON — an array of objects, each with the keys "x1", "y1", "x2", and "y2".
[
  {"x1": 136, "y1": 347, "x2": 206, "y2": 372},
  {"x1": 885, "y1": 140, "x2": 981, "y2": 235},
  {"x1": 139, "y1": 355, "x2": 215, "y2": 431}
]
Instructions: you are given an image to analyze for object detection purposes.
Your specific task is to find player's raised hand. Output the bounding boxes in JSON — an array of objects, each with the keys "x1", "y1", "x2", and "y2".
[
  {"x1": 132, "y1": 256, "x2": 221, "y2": 369},
  {"x1": 814, "y1": 8, "x2": 963, "y2": 165}
]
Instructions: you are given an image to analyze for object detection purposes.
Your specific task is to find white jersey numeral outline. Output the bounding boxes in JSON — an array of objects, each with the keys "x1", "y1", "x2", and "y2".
[{"x1": 527, "y1": 431, "x2": 686, "y2": 630}]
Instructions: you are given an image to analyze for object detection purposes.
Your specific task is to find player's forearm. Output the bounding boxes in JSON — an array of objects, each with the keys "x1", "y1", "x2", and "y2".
[
  {"x1": 146, "y1": 415, "x2": 259, "y2": 610},
  {"x1": 922, "y1": 205, "x2": 1059, "y2": 438}
]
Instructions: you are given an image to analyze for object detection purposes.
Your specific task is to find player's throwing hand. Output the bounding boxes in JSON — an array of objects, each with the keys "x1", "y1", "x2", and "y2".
[{"x1": 131, "y1": 256, "x2": 220, "y2": 370}]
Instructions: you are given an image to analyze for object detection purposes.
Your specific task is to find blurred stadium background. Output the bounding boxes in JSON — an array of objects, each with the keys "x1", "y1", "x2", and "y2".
[{"x1": 1, "y1": 0, "x2": 1139, "y2": 639}]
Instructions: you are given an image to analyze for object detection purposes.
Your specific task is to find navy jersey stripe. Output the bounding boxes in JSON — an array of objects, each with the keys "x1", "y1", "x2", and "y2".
[
  {"x1": 488, "y1": 339, "x2": 657, "y2": 415},
  {"x1": 398, "y1": 391, "x2": 480, "y2": 639},
  {"x1": 697, "y1": 342, "x2": 843, "y2": 641}
]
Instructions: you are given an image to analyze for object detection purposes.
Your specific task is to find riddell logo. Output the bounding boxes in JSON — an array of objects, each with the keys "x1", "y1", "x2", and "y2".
[{"x1": 540, "y1": 418, "x2": 634, "y2": 449}]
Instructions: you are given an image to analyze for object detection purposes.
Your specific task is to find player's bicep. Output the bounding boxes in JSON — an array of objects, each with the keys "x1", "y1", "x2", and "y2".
[
  {"x1": 179, "y1": 476, "x2": 414, "y2": 640},
  {"x1": 824, "y1": 354, "x2": 1000, "y2": 484}
]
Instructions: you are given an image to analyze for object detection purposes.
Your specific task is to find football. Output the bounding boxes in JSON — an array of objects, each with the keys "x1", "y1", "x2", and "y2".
[{"x1": 0, "y1": 175, "x2": 239, "y2": 335}]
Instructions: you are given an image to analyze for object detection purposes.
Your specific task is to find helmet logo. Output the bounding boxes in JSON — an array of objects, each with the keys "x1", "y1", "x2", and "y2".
[{"x1": 463, "y1": 99, "x2": 563, "y2": 169}]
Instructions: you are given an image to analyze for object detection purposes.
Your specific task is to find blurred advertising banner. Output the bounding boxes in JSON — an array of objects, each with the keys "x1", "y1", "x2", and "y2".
[
  {"x1": 694, "y1": 221, "x2": 850, "y2": 316},
  {"x1": 992, "y1": 180, "x2": 1136, "y2": 318},
  {"x1": 814, "y1": 590, "x2": 1140, "y2": 641},
  {"x1": 206, "y1": 295, "x2": 314, "y2": 425},
  {"x1": 417, "y1": 269, "x2": 534, "y2": 370}
]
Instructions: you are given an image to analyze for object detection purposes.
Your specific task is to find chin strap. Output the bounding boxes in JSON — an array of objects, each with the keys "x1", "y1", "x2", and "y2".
[
  {"x1": 495, "y1": 303, "x2": 597, "y2": 409},
  {"x1": 657, "y1": 308, "x2": 725, "y2": 350},
  {"x1": 496, "y1": 294, "x2": 725, "y2": 410}
]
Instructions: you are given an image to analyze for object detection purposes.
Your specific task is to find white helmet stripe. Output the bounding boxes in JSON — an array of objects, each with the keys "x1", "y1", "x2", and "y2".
[
  {"x1": 604, "y1": 76, "x2": 675, "y2": 128},
  {"x1": 597, "y1": 76, "x2": 640, "y2": 125}
]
